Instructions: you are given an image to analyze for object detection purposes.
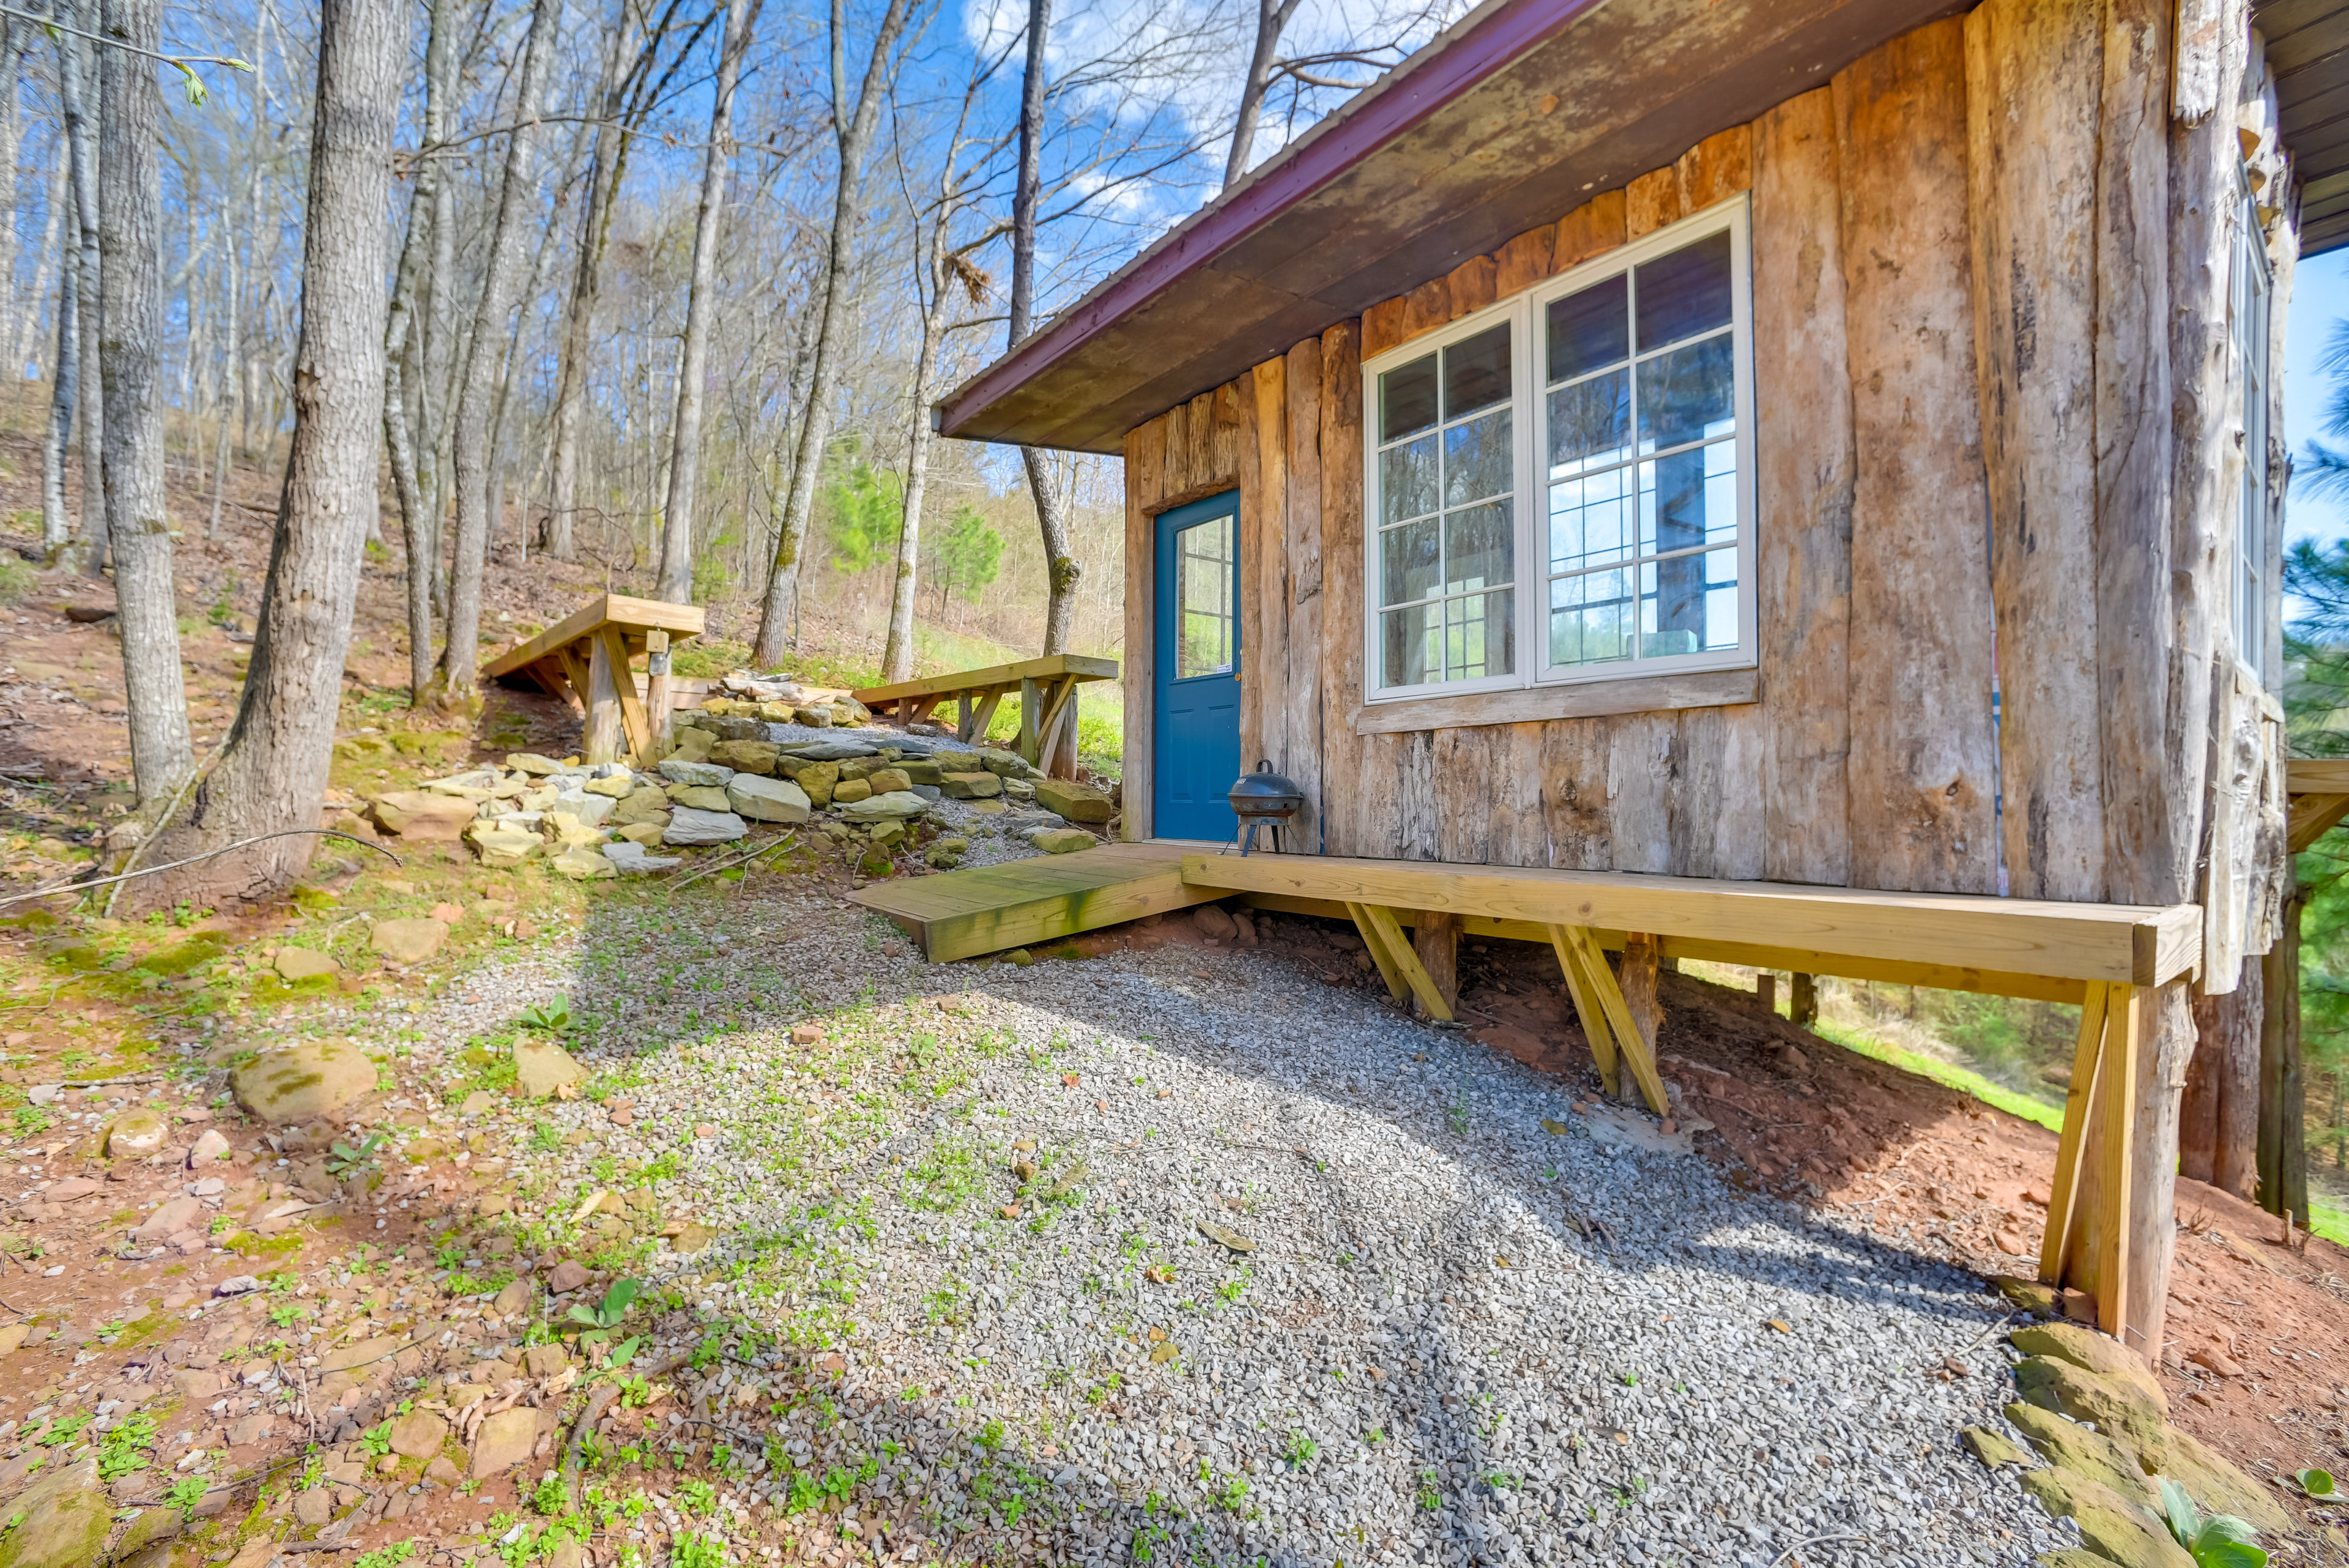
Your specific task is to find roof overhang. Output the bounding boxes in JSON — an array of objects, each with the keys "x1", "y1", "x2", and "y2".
[
  {"x1": 2257, "y1": 0, "x2": 2349, "y2": 255},
  {"x1": 939, "y1": 0, "x2": 1967, "y2": 455}
]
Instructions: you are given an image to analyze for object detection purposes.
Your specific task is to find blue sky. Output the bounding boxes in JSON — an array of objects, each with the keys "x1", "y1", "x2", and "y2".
[{"x1": 2285, "y1": 245, "x2": 2349, "y2": 550}]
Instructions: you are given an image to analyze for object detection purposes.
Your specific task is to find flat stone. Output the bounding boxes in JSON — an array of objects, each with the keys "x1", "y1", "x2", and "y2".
[
  {"x1": 612, "y1": 821, "x2": 668, "y2": 846},
  {"x1": 793, "y1": 705, "x2": 834, "y2": 727},
  {"x1": 291, "y1": 1487, "x2": 332, "y2": 1526},
  {"x1": 322, "y1": 1334, "x2": 404, "y2": 1374},
  {"x1": 469, "y1": 1406, "x2": 540, "y2": 1478},
  {"x1": 1032, "y1": 828, "x2": 1097, "y2": 854},
  {"x1": 609, "y1": 786, "x2": 674, "y2": 826},
  {"x1": 132, "y1": 1194, "x2": 204, "y2": 1243},
  {"x1": 514, "y1": 1039, "x2": 585, "y2": 1099},
  {"x1": 1034, "y1": 778, "x2": 1113, "y2": 823},
  {"x1": 550, "y1": 845, "x2": 616, "y2": 880},
  {"x1": 273, "y1": 946, "x2": 339, "y2": 981},
  {"x1": 505, "y1": 753, "x2": 563, "y2": 775},
  {"x1": 978, "y1": 749, "x2": 1034, "y2": 779},
  {"x1": 658, "y1": 759, "x2": 735, "y2": 787},
  {"x1": 582, "y1": 774, "x2": 635, "y2": 798},
  {"x1": 371, "y1": 916, "x2": 448, "y2": 965},
  {"x1": 664, "y1": 808, "x2": 748, "y2": 845},
  {"x1": 2011, "y1": 1322, "x2": 2167, "y2": 1414},
  {"x1": 492, "y1": 1279, "x2": 532, "y2": 1317},
  {"x1": 389, "y1": 1409, "x2": 448, "y2": 1459},
  {"x1": 0, "y1": 1454, "x2": 111, "y2": 1568},
  {"x1": 188, "y1": 1128, "x2": 231, "y2": 1165},
  {"x1": 603, "y1": 840, "x2": 680, "y2": 875},
  {"x1": 727, "y1": 774, "x2": 809, "y2": 823},
  {"x1": 941, "y1": 771, "x2": 1003, "y2": 799},
  {"x1": 2014, "y1": 1357, "x2": 2168, "y2": 1453},
  {"x1": 105, "y1": 1108, "x2": 170, "y2": 1159},
  {"x1": 232, "y1": 1037, "x2": 378, "y2": 1124},
  {"x1": 668, "y1": 726, "x2": 714, "y2": 763},
  {"x1": 790, "y1": 741, "x2": 878, "y2": 760},
  {"x1": 2017, "y1": 1468, "x2": 2193, "y2": 1568},
  {"x1": 2003, "y1": 1401, "x2": 2154, "y2": 1501},
  {"x1": 666, "y1": 784, "x2": 732, "y2": 812},
  {"x1": 831, "y1": 778, "x2": 874, "y2": 804},
  {"x1": 840, "y1": 790, "x2": 929, "y2": 823},
  {"x1": 366, "y1": 790, "x2": 479, "y2": 840},
  {"x1": 546, "y1": 792, "x2": 615, "y2": 829},
  {"x1": 709, "y1": 740, "x2": 780, "y2": 775},
  {"x1": 467, "y1": 822, "x2": 542, "y2": 866},
  {"x1": 548, "y1": 1259, "x2": 590, "y2": 1293}
]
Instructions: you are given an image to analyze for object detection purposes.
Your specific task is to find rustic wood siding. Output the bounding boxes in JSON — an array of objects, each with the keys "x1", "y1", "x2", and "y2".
[{"x1": 1116, "y1": 11, "x2": 2293, "y2": 938}]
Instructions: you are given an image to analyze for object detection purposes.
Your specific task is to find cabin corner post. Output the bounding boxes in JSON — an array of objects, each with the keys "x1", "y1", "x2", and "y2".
[{"x1": 1122, "y1": 419, "x2": 1164, "y2": 842}]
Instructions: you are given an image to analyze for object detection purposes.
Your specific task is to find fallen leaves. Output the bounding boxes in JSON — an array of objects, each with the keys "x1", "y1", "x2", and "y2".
[{"x1": 1197, "y1": 1221, "x2": 1255, "y2": 1254}]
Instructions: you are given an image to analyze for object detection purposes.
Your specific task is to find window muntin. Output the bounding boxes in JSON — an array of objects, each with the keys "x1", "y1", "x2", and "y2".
[
  {"x1": 2231, "y1": 190, "x2": 2271, "y2": 685},
  {"x1": 1362, "y1": 204, "x2": 1755, "y2": 704},
  {"x1": 1373, "y1": 321, "x2": 1516, "y2": 689},
  {"x1": 1174, "y1": 513, "x2": 1234, "y2": 679}
]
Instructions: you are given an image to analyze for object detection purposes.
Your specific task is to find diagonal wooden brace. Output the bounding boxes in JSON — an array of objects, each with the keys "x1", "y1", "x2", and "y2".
[
  {"x1": 2039, "y1": 981, "x2": 2109, "y2": 1287},
  {"x1": 1348, "y1": 903, "x2": 1453, "y2": 1022},
  {"x1": 1551, "y1": 926, "x2": 1669, "y2": 1115},
  {"x1": 1546, "y1": 924, "x2": 1620, "y2": 1096}
]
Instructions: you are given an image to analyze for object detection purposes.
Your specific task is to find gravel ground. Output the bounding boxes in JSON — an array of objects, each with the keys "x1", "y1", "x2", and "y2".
[{"x1": 393, "y1": 882, "x2": 2080, "y2": 1568}]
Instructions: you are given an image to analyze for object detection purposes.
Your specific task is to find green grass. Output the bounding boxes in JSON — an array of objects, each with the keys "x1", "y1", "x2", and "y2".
[
  {"x1": 2308, "y1": 1198, "x2": 2349, "y2": 1247},
  {"x1": 1809, "y1": 1016, "x2": 2065, "y2": 1134}
]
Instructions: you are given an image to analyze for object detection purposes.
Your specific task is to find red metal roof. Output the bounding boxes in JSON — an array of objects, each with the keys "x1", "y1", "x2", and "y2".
[{"x1": 939, "y1": 0, "x2": 1967, "y2": 455}]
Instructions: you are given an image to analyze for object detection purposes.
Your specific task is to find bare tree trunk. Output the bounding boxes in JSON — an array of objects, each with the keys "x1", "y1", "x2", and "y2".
[
  {"x1": 206, "y1": 232, "x2": 237, "y2": 535},
  {"x1": 882, "y1": 305, "x2": 943, "y2": 683},
  {"x1": 98, "y1": 0, "x2": 191, "y2": 806},
  {"x1": 141, "y1": 0, "x2": 403, "y2": 910},
  {"x1": 0, "y1": 19, "x2": 20, "y2": 354},
  {"x1": 58, "y1": 1, "x2": 102, "y2": 573},
  {"x1": 385, "y1": 164, "x2": 433, "y2": 699},
  {"x1": 431, "y1": 0, "x2": 556, "y2": 707},
  {"x1": 543, "y1": 13, "x2": 631, "y2": 565},
  {"x1": 1223, "y1": 0, "x2": 1301, "y2": 190},
  {"x1": 1009, "y1": 0, "x2": 1078, "y2": 657},
  {"x1": 750, "y1": 0, "x2": 915, "y2": 667},
  {"x1": 656, "y1": 0, "x2": 754, "y2": 604},
  {"x1": 420, "y1": 0, "x2": 455, "y2": 612},
  {"x1": 41, "y1": 239, "x2": 75, "y2": 552}
]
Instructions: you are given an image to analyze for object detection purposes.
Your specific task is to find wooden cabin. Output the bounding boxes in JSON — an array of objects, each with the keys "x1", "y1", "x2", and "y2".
[{"x1": 935, "y1": 0, "x2": 2345, "y2": 1364}]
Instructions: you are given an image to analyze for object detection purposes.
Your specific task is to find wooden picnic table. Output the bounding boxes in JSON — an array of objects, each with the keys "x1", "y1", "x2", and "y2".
[
  {"x1": 483, "y1": 593, "x2": 705, "y2": 764},
  {"x1": 855, "y1": 653, "x2": 1116, "y2": 778}
]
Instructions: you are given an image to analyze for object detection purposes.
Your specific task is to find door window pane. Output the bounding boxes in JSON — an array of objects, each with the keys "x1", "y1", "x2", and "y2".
[
  {"x1": 1380, "y1": 353, "x2": 1439, "y2": 443},
  {"x1": 1443, "y1": 324, "x2": 1511, "y2": 418},
  {"x1": 1547, "y1": 275, "x2": 1630, "y2": 382},
  {"x1": 1174, "y1": 514, "x2": 1233, "y2": 679},
  {"x1": 1635, "y1": 229, "x2": 1732, "y2": 350}
]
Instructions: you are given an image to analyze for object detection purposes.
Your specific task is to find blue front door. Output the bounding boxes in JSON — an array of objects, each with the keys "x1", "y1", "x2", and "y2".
[{"x1": 1154, "y1": 492, "x2": 1242, "y2": 841}]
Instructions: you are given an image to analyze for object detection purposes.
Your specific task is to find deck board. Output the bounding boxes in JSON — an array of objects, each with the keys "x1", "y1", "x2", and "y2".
[{"x1": 849, "y1": 841, "x2": 1226, "y2": 960}]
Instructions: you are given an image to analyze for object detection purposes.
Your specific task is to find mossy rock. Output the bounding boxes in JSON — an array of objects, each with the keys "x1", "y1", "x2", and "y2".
[
  {"x1": 141, "y1": 932, "x2": 229, "y2": 976},
  {"x1": 2012, "y1": 1322, "x2": 2166, "y2": 1414},
  {"x1": 2014, "y1": 1356, "x2": 2169, "y2": 1454},
  {"x1": 1991, "y1": 1274, "x2": 2060, "y2": 1317},
  {"x1": 2018, "y1": 1468, "x2": 2194, "y2": 1568},
  {"x1": 230, "y1": 1037, "x2": 379, "y2": 1124},
  {"x1": 1961, "y1": 1425, "x2": 2034, "y2": 1471},
  {"x1": 2158, "y1": 1427, "x2": 2291, "y2": 1537},
  {"x1": 0, "y1": 1453, "x2": 111, "y2": 1568},
  {"x1": 2005, "y1": 1400, "x2": 2158, "y2": 1502}
]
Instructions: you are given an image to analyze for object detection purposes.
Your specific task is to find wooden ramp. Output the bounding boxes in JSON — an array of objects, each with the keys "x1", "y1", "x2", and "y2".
[{"x1": 849, "y1": 841, "x2": 1221, "y2": 962}]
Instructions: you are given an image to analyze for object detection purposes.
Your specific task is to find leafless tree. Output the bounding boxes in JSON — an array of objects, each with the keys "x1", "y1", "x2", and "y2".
[
  {"x1": 58, "y1": 0, "x2": 101, "y2": 573},
  {"x1": 141, "y1": 0, "x2": 404, "y2": 909},
  {"x1": 1224, "y1": 0, "x2": 1461, "y2": 187}
]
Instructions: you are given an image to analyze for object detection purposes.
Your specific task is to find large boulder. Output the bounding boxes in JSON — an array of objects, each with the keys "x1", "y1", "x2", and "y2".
[
  {"x1": 546, "y1": 793, "x2": 615, "y2": 830},
  {"x1": 1034, "y1": 779, "x2": 1113, "y2": 824},
  {"x1": 371, "y1": 917, "x2": 448, "y2": 965},
  {"x1": 667, "y1": 726, "x2": 715, "y2": 764},
  {"x1": 231, "y1": 1038, "x2": 377, "y2": 1124},
  {"x1": 0, "y1": 1453, "x2": 111, "y2": 1568},
  {"x1": 728, "y1": 774, "x2": 809, "y2": 824},
  {"x1": 831, "y1": 779, "x2": 874, "y2": 804},
  {"x1": 366, "y1": 790, "x2": 478, "y2": 840},
  {"x1": 841, "y1": 790, "x2": 929, "y2": 823},
  {"x1": 664, "y1": 808, "x2": 747, "y2": 846},
  {"x1": 1031, "y1": 828, "x2": 1097, "y2": 855},
  {"x1": 786, "y1": 759, "x2": 839, "y2": 808}
]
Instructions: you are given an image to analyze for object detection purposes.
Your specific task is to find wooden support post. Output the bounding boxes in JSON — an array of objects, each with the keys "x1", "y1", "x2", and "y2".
[
  {"x1": 597, "y1": 626, "x2": 653, "y2": 763},
  {"x1": 1619, "y1": 934, "x2": 1664, "y2": 1098},
  {"x1": 1756, "y1": 972, "x2": 1778, "y2": 1013},
  {"x1": 2039, "y1": 982, "x2": 2110, "y2": 1287},
  {"x1": 1547, "y1": 924, "x2": 1621, "y2": 1096},
  {"x1": 581, "y1": 636, "x2": 624, "y2": 765},
  {"x1": 958, "y1": 691, "x2": 974, "y2": 741},
  {"x1": 1562, "y1": 926, "x2": 1669, "y2": 1115},
  {"x1": 1036, "y1": 677, "x2": 1081, "y2": 778},
  {"x1": 1345, "y1": 901, "x2": 1409, "y2": 1005},
  {"x1": 2092, "y1": 983, "x2": 2143, "y2": 1348},
  {"x1": 1412, "y1": 911, "x2": 1459, "y2": 1016},
  {"x1": 1352, "y1": 904, "x2": 1453, "y2": 1022},
  {"x1": 643, "y1": 629, "x2": 674, "y2": 760},
  {"x1": 1791, "y1": 972, "x2": 1819, "y2": 1027},
  {"x1": 1018, "y1": 676, "x2": 1042, "y2": 765},
  {"x1": 969, "y1": 688, "x2": 1005, "y2": 746}
]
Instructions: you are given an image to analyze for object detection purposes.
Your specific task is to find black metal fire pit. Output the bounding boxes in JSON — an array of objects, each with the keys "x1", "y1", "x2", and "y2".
[{"x1": 1230, "y1": 760, "x2": 1304, "y2": 855}]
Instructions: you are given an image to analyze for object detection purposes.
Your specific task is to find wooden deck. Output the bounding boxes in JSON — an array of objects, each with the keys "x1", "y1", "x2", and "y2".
[
  {"x1": 853, "y1": 654, "x2": 1116, "y2": 778},
  {"x1": 484, "y1": 593, "x2": 706, "y2": 766},
  {"x1": 849, "y1": 840, "x2": 1221, "y2": 962}
]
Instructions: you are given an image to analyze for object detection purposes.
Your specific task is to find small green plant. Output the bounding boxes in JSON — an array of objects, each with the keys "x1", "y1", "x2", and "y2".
[
  {"x1": 299, "y1": 1455, "x2": 325, "y2": 1492},
  {"x1": 568, "y1": 1279, "x2": 644, "y2": 1344},
  {"x1": 163, "y1": 1476, "x2": 209, "y2": 1515},
  {"x1": 529, "y1": 1121, "x2": 562, "y2": 1154},
  {"x1": 1416, "y1": 1468, "x2": 1441, "y2": 1511},
  {"x1": 519, "y1": 999, "x2": 573, "y2": 1036},
  {"x1": 2161, "y1": 1480, "x2": 2268, "y2": 1568},
  {"x1": 327, "y1": 1134, "x2": 387, "y2": 1178},
  {"x1": 530, "y1": 1472, "x2": 570, "y2": 1515},
  {"x1": 672, "y1": 1530, "x2": 727, "y2": 1567},
  {"x1": 1282, "y1": 1431, "x2": 1318, "y2": 1469},
  {"x1": 10, "y1": 1107, "x2": 50, "y2": 1138},
  {"x1": 359, "y1": 1419, "x2": 393, "y2": 1460},
  {"x1": 267, "y1": 1300, "x2": 311, "y2": 1329},
  {"x1": 977, "y1": 1419, "x2": 1005, "y2": 1453},
  {"x1": 1620, "y1": 1371, "x2": 1641, "y2": 1386},
  {"x1": 2293, "y1": 1468, "x2": 2337, "y2": 1499},
  {"x1": 352, "y1": 1544, "x2": 418, "y2": 1568},
  {"x1": 95, "y1": 1413, "x2": 157, "y2": 1481},
  {"x1": 678, "y1": 1477, "x2": 716, "y2": 1515}
]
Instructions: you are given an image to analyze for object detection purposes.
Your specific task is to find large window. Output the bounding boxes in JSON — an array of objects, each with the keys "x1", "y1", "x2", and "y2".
[
  {"x1": 1365, "y1": 204, "x2": 1756, "y2": 704},
  {"x1": 2231, "y1": 188, "x2": 2272, "y2": 685}
]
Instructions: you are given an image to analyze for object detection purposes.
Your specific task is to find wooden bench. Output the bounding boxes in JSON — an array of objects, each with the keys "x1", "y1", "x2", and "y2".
[
  {"x1": 483, "y1": 593, "x2": 705, "y2": 765},
  {"x1": 855, "y1": 653, "x2": 1116, "y2": 778},
  {"x1": 2287, "y1": 758, "x2": 2349, "y2": 852},
  {"x1": 1178, "y1": 850, "x2": 2202, "y2": 1340}
]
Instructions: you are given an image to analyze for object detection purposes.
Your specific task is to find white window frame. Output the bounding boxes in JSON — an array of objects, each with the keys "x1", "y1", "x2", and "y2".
[
  {"x1": 1360, "y1": 199, "x2": 1759, "y2": 707},
  {"x1": 2229, "y1": 183, "x2": 2273, "y2": 688}
]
